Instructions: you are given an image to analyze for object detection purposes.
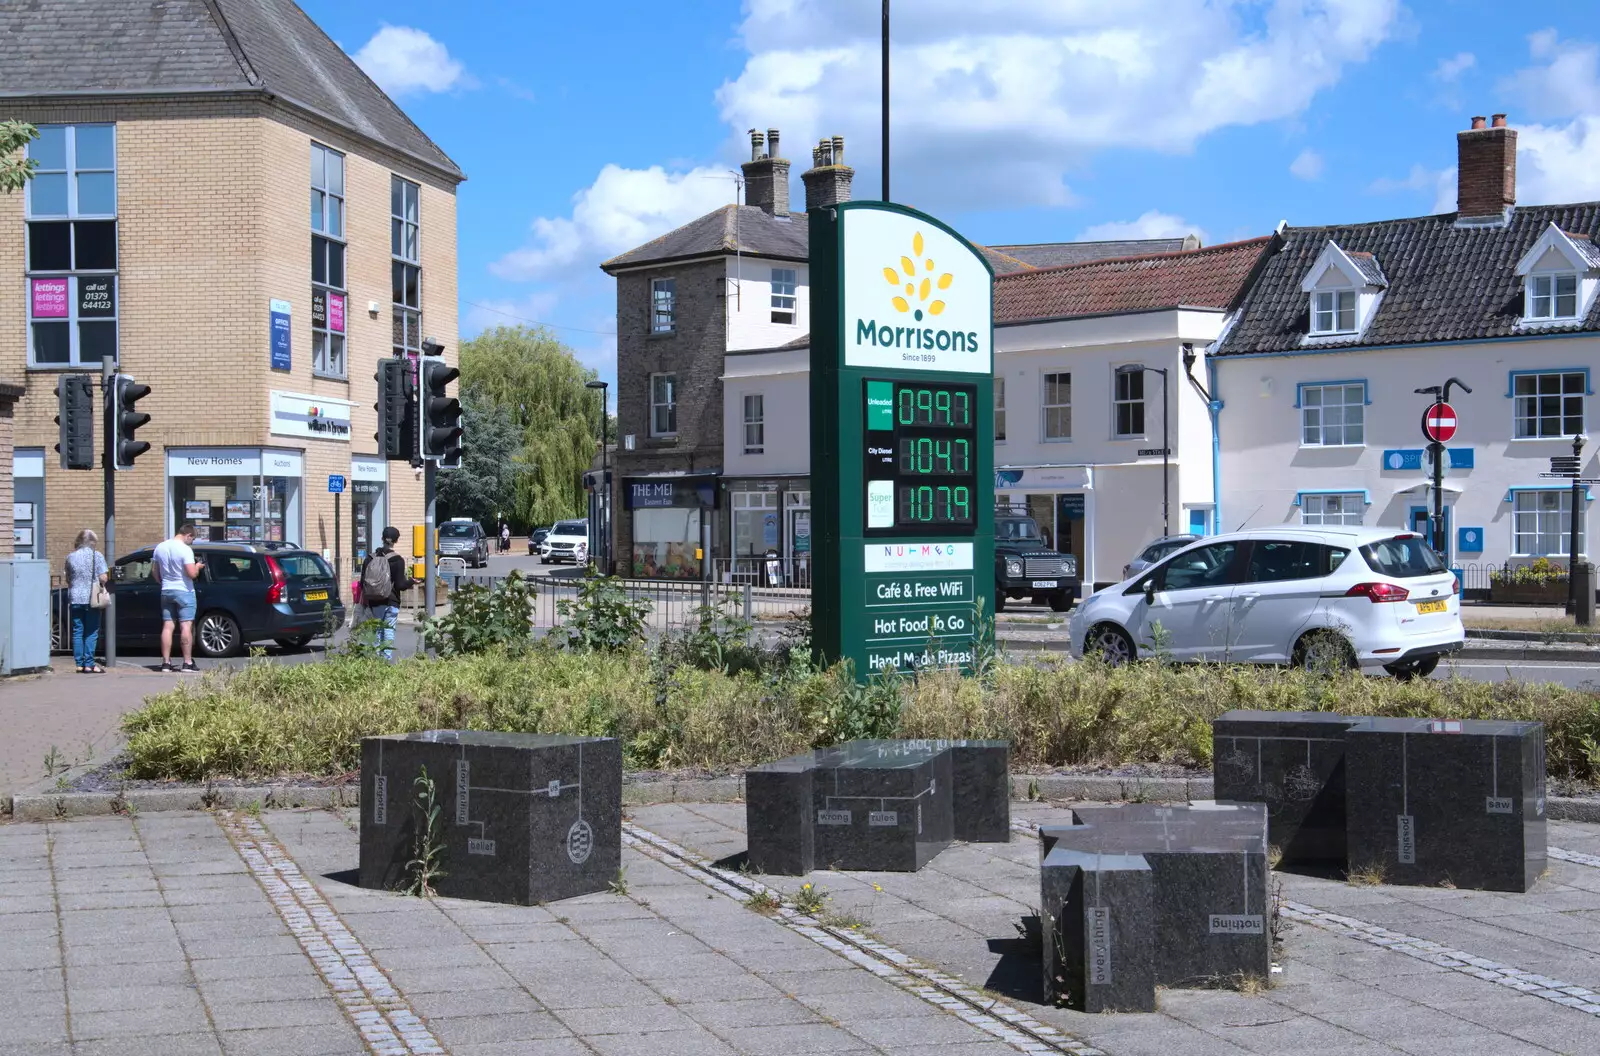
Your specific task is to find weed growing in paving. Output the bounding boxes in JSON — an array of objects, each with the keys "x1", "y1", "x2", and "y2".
[
  {"x1": 744, "y1": 890, "x2": 782, "y2": 915},
  {"x1": 792, "y1": 882, "x2": 828, "y2": 915},
  {"x1": 1346, "y1": 860, "x2": 1387, "y2": 887},
  {"x1": 608, "y1": 867, "x2": 629, "y2": 897},
  {"x1": 402, "y1": 766, "x2": 447, "y2": 897}
]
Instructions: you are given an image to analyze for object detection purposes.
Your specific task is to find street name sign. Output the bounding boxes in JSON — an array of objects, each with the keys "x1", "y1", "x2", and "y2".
[{"x1": 809, "y1": 203, "x2": 994, "y2": 679}]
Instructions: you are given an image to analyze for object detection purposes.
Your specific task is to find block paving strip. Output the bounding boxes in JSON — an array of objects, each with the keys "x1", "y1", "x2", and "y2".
[
  {"x1": 622, "y1": 820, "x2": 1106, "y2": 1056},
  {"x1": 1550, "y1": 845, "x2": 1600, "y2": 869},
  {"x1": 1013, "y1": 816, "x2": 1600, "y2": 1022},
  {"x1": 217, "y1": 811, "x2": 446, "y2": 1055}
]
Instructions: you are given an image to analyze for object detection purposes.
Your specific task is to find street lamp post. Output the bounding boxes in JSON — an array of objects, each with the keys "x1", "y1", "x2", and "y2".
[
  {"x1": 1118, "y1": 365, "x2": 1170, "y2": 536},
  {"x1": 585, "y1": 380, "x2": 610, "y2": 574}
]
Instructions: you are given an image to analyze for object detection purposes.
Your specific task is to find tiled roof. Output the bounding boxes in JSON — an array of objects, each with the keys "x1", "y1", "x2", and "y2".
[
  {"x1": 975, "y1": 246, "x2": 1033, "y2": 274},
  {"x1": 602, "y1": 205, "x2": 808, "y2": 271},
  {"x1": 1344, "y1": 251, "x2": 1389, "y2": 287},
  {"x1": 993, "y1": 238, "x2": 1273, "y2": 324},
  {"x1": 1214, "y1": 204, "x2": 1600, "y2": 356},
  {"x1": 991, "y1": 237, "x2": 1196, "y2": 268},
  {"x1": 1565, "y1": 232, "x2": 1600, "y2": 269},
  {"x1": 0, "y1": 0, "x2": 462, "y2": 180}
]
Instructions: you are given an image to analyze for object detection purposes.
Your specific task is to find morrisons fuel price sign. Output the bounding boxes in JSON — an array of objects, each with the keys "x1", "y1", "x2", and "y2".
[{"x1": 810, "y1": 202, "x2": 994, "y2": 678}]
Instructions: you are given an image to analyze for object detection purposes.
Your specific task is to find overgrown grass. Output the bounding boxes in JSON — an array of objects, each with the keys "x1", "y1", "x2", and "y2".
[{"x1": 121, "y1": 650, "x2": 1600, "y2": 784}]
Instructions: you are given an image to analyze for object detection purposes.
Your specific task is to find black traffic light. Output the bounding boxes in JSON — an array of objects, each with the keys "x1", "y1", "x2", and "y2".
[
  {"x1": 375, "y1": 357, "x2": 417, "y2": 461},
  {"x1": 113, "y1": 374, "x2": 152, "y2": 469},
  {"x1": 54, "y1": 374, "x2": 96, "y2": 470},
  {"x1": 420, "y1": 354, "x2": 463, "y2": 467}
]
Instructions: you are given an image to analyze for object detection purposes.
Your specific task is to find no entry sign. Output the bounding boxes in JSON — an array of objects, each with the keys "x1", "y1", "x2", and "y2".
[{"x1": 1422, "y1": 402, "x2": 1457, "y2": 443}]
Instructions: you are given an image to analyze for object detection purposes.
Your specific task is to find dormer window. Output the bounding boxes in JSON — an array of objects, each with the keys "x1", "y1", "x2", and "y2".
[
  {"x1": 1526, "y1": 273, "x2": 1578, "y2": 320},
  {"x1": 1515, "y1": 223, "x2": 1599, "y2": 327},
  {"x1": 1312, "y1": 289, "x2": 1356, "y2": 334},
  {"x1": 1299, "y1": 241, "x2": 1386, "y2": 343}
]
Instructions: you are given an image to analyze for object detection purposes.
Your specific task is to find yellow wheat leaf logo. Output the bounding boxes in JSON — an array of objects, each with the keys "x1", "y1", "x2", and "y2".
[{"x1": 882, "y1": 231, "x2": 953, "y2": 321}]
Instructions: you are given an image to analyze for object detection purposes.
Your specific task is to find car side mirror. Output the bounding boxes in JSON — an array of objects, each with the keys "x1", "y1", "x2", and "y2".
[{"x1": 1142, "y1": 579, "x2": 1157, "y2": 602}]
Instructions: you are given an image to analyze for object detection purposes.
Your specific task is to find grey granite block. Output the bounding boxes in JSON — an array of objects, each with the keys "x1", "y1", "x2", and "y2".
[
  {"x1": 1070, "y1": 802, "x2": 1271, "y2": 988},
  {"x1": 1039, "y1": 842, "x2": 1155, "y2": 1013},
  {"x1": 745, "y1": 740, "x2": 1009, "y2": 875},
  {"x1": 1343, "y1": 717, "x2": 1546, "y2": 892},
  {"x1": 359, "y1": 731, "x2": 622, "y2": 905},
  {"x1": 1212, "y1": 709, "x2": 1358, "y2": 866}
]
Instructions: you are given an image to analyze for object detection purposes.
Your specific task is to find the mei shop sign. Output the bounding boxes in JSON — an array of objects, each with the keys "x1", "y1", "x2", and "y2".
[
  {"x1": 624, "y1": 477, "x2": 719, "y2": 510},
  {"x1": 270, "y1": 390, "x2": 353, "y2": 442}
]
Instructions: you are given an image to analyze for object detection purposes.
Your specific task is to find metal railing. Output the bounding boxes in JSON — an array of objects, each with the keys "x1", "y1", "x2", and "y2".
[
  {"x1": 1456, "y1": 560, "x2": 1572, "y2": 601},
  {"x1": 710, "y1": 556, "x2": 813, "y2": 589},
  {"x1": 439, "y1": 571, "x2": 811, "y2": 630}
]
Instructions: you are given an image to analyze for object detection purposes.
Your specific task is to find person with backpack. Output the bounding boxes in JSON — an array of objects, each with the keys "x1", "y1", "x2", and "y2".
[{"x1": 360, "y1": 526, "x2": 413, "y2": 661}]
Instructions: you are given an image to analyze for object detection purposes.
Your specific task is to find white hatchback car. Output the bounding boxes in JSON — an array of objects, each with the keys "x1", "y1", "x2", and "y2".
[{"x1": 1068, "y1": 527, "x2": 1464, "y2": 678}]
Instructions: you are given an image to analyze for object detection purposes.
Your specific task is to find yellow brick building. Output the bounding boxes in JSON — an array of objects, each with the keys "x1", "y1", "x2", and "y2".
[{"x1": 1, "y1": 0, "x2": 463, "y2": 597}]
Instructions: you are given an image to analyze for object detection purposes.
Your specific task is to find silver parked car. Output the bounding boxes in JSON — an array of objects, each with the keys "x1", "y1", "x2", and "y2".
[{"x1": 1121, "y1": 534, "x2": 1201, "y2": 581}]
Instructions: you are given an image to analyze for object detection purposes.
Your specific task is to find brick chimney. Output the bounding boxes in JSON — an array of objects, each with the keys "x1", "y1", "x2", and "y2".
[
  {"x1": 741, "y1": 127, "x2": 790, "y2": 217},
  {"x1": 802, "y1": 135, "x2": 854, "y2": 211},
  {"x1": 1456, "y1": 113, "x2": 1516, "y2": 220}
]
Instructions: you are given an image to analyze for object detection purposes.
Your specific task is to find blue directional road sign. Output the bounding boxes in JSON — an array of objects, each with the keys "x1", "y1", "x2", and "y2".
[{"x1": 328, "y1": 474, "x2": 346, "y2": 493}]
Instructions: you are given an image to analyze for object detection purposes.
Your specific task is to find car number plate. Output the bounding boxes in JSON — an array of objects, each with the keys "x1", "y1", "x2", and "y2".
[
  {"x1": 303, "y1": 590, "x2": 329, "y2": 602},
  {"x1": 1414, "y1": 599, "x2": 1446, "y2": 614},
  {"x1": 1031, "y1": 580, "x2": 1058, "y2": 589}
]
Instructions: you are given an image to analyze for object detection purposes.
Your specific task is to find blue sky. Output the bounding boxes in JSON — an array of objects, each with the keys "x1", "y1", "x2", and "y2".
[{"x1": 301, "y1": 0, "x2": 1600, "y2": 384}]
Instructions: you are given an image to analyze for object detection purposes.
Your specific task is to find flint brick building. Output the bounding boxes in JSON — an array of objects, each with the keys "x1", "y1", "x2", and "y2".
[{"x1": 1, "y1": 0, "x2": 463, "y2": 585}]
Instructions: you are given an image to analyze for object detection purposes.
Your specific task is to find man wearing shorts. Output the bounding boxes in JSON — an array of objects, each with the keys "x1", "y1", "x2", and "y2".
[{"x1": 152, "y1": 523, "x2": 203, "y2": 672}]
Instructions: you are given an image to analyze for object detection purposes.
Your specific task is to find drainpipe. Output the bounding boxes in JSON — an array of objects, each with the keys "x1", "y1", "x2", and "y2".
[{"x1": 1182, "y1": 343, "x2": 1225, "y2": 534}]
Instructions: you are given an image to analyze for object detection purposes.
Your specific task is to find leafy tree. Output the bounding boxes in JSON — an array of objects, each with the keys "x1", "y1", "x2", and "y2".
[
  {"x1": 435, "y1": 392, "x2": 524, "y2": 524},
  {"x1": 1, "y1": 121, "x2": 39, "y2": 193},
  {"x1": 459, "y1": 326, "x2": 602, "y2": 527}
]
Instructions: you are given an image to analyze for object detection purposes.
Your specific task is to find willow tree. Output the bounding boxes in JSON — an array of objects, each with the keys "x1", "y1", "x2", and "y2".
[
  {"x1": 459, "y1": 325, "x2": 601, "y2": 527},
  {"x1": 1, "y1": 121, "x2": 39, "y2": 193}
]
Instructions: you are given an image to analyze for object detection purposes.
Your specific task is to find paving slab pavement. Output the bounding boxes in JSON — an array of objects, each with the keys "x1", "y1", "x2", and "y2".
[
  {"x1": 629, "y1": 800, "x2": 1600, "y2": 1056},
  {"x1": 3, "y1": 806, "x2": 1080, "y2": 1056}
]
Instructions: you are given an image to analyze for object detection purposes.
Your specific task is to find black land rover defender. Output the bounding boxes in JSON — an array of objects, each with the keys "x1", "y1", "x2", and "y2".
[{"x1": 994, "y1": 508, "x2": 1079, "y2": 612}]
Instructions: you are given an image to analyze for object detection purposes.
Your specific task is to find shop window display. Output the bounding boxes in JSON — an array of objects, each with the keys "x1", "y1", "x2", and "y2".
[{"x1": 631, "y1": 508, "x2": 701, "y2": 579}]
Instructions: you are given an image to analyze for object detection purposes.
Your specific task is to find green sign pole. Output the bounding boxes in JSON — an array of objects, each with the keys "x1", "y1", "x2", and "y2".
[{"x1": 809, "y1": 202, "x2": 994, "y2": 679}]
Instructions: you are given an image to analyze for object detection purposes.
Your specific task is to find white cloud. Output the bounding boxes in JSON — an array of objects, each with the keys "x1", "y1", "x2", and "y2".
[
  {"x1": 1079, "y1": 210, "x2": 1206, "y2": 244},
  {"x1": 353, "y1": 26, "x2": 468, "y2": 97},
  {"x1": 1368, "y1": 163, "x2": 1455, "y2": 212},
  {"x1": 490, "y1": 165, "x2": 737, "y2": 282},
  {"x1": 1501, "y1": 31, "x2": 1600, "y2": 118},
  {"x1": 1289, "y1": 148, "x2": 1324, "y2": 180},
  {"x1": 1432, "y1": 51, "x2": 1476, "y2": 83},
  {"x1": 1496, "y1": 32, "x2": 1600, "y2": 204},
  {"x1": 715, "y1": 0, "x2": 1402, "y2": 208}
]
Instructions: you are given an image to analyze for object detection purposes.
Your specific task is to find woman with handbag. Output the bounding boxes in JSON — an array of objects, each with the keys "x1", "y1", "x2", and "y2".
[{"x1": 65, "y1": 529, "x2": 110, "y2": 673}]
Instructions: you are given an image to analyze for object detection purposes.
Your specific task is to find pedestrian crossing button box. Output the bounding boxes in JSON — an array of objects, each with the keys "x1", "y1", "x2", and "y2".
[{"x1": 360, "y1": 731, "x2": 621, "y2": 904}]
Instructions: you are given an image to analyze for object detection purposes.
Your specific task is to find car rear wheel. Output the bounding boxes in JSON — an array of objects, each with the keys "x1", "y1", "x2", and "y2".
[
  {"x1": 1086, "y1": 624, "x2": 1136, "y2": 666},
  {"x1": 994, "y1": 591, "x2": 1007, "y2": 613},
  {"x1": 1293, "y1": 630, "x2": 1356, "y2": 676},
  {"x1": 196, "y1": 611, "x2": 242, "y2": 658}
]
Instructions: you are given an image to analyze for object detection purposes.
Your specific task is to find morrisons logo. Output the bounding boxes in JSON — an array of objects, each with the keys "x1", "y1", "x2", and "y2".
[{"x1": 856, "y1": 319, "x2": 981, "y2": 353}]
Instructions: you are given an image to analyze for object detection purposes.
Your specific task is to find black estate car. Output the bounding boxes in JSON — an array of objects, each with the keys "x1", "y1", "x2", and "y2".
[{"x1": 107, "y1": 543, "x2": 344, "y2": 657}]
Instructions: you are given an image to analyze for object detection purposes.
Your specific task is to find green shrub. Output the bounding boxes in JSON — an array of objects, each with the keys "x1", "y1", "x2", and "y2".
[
  {"x1": 419, "y1": 572, "x2": 537, "y2": 657},
  {"x1": 555, "y1": 571, "x2": 650, "y2": 652},
  {"x1": 121, "y1": 651, "x2": 1600, "y2": 785}
]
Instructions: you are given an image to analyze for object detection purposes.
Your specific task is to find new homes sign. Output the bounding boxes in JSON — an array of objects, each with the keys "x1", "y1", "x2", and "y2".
[{"x1": 811, "y1": 202, "x2": 995, "y2": 679}]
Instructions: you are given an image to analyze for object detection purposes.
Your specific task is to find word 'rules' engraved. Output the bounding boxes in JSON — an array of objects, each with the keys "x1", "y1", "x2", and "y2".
[
  {"x1": 372, "y1": 775, "x2": 387, "y2": 825},
  {"x1": 547, "y1": 779, "x2": 561, "y2": 797},
  {"x1": 817, "y1": 809, "x2": 852, "y2": 826},
  {"x1": 868, "y1": 811, "x2": 899, "y2": 827},
  {"x1": 467, "y1": 838, "x2": 496, "y2": 856},
  {"x1": 1088, "y1": 907, "x2": 1112, "y2": 985},
  {"x1": 1486, "y1": 796, "x2": 1514, "y2": 814},
  {"x1": 454, "y1": 760, "x2": 470, "y2": 825},
  {"x1": 1209, "y1": 914, "x2": 1265, "y2": 935},
  {"x1": 1397, "y1": 814, "x2": 1416, "y2": 864}
]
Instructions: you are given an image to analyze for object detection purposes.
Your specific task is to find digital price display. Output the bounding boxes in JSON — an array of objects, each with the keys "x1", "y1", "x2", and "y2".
[{"x1": 864, "y1": 379, "x2": 978, "y2": 533}]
